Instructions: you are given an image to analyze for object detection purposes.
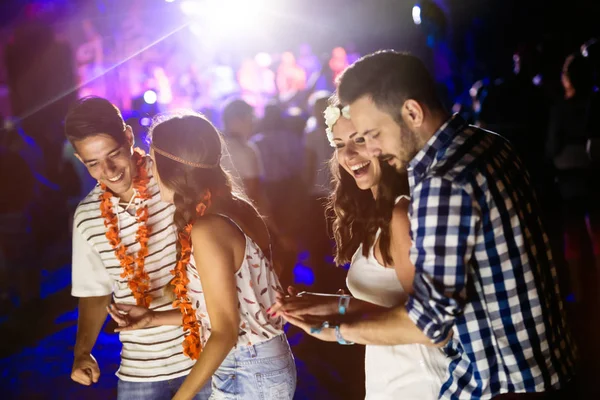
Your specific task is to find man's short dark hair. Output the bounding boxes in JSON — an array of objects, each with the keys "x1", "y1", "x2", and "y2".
[
  {"x1": 64, "y1": 96, "x2": 127, "y2": 144},
  {"x1": 222, "y1": 99, "x2": 253, "y2": 129},
  {"x1": 337, "y1": 50, "x2": 444, "y2": 122}
]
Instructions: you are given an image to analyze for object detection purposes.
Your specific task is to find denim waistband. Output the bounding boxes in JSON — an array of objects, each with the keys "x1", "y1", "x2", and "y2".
[{"x1": 230, "y1": 333, "x2": 291, "y2": 363}]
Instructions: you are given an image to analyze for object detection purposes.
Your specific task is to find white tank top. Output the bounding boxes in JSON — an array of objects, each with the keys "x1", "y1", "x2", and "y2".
[
  {"x1": 347, "y1": 228, "x2": 405, "y2": 308},
  {"x1": 345, "y1": 197, "x2": 449, "y2": 399},
  {"x1": 347, "y1": 195, "x2": 410, "y2": 307},
  {"x1": 186, "y1": 215, "x2": 285, "y2": 348}
]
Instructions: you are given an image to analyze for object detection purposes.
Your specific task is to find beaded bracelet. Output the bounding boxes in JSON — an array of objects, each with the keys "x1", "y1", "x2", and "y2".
[
  {"x1": 310, "y1": 320, "x2": 330, "y2": 334},
  {"x1": 335, "y1": 325, "x2": 354, "y2": 345}
]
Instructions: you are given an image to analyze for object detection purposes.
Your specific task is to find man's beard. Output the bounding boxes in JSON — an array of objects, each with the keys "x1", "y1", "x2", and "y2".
[{"x1": 379, "y1": 124, "x2": 421, "y2": 172}]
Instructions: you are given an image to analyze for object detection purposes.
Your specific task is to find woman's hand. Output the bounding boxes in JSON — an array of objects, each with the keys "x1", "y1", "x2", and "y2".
[
  {"x1": 107, "y1": 303, "x2": 156, "y2": 332},
  {"x1": 283, "y1": 313, "x2": 337, "y2": 342},
  {"x1": 269, "y1": 286, "x2": 340, "y2": 317}
]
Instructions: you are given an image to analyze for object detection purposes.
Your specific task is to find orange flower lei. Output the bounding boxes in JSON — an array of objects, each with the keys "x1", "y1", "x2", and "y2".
[
  {"x1": 99, "y1": 149, "x2": 153, "y2": 307},
  {"x1": 170, "y1": 190, "x2": 212, "y2": 360}
]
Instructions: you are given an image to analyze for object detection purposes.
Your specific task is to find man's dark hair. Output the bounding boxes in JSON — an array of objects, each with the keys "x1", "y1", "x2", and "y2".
[
  {"x1": 337, "y1": 50, "x2": 443, "y2": 122},
  {"x1": 64, "y1": 96, "x2": 127, "y2": 144},
  {"x1": 222, "y1": 99, "x2": 253, "y2": 130}
]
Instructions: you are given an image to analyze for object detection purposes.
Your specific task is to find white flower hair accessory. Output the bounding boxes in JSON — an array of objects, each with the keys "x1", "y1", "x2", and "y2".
[{"x1": 324, "y1": 105, "x2": 351, "y2": 147}]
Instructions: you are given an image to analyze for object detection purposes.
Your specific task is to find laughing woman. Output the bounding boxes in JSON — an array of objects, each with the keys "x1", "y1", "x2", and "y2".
[
  {"x1": 271, "y1": 103, "x2": 449, "y2": 399},
  {"x1": 107, "y1": 112, "x2": 296, "y2": 400}
]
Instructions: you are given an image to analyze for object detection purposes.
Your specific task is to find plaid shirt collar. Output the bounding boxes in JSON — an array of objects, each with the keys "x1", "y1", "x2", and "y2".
[{"x1": 407, "y1": 113, "x2": 468, "y2": 186}]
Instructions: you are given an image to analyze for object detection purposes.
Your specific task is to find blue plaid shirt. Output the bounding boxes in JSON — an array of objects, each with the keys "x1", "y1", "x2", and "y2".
[{"x1": 405, "y1": 114, "x2": 577, "y2": 399}]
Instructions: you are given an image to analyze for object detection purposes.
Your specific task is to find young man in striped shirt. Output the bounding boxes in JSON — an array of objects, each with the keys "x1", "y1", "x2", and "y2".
[
  {"x1": 65, "y1": 97, "x2": 209, "y2": 399},
  {"x1": 333, "y1": 51, "x2": 577, "y2": 399}
]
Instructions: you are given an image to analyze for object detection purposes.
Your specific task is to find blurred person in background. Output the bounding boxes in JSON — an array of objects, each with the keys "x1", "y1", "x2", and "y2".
[
  {"x1": 220, "y1": 99, "x2": 266, "y2": 210},
  {"x1": 5, "y1": 17, "x2": 77, "y2": 185},
  {"x1": 252, "y1": 104, "x2": 305, "y2": 236},
  {"x1": 479, "y1": 44, "x2": 551, "y2": 191},
  {"x1": 546, "y1": 53, "x2": 600, "y2": 302},
  {"x1": 5, "y1": 15, "x2": 80, "y2": 263},
  {"x1": 479, "y1": 44, "x2": 567, "y2": 299},
  {"x1": 252, "y1": 104, "x2": 305, "y2": 285},
  {"x1": 277, "y1": 52, "x2": 307, "y2": 103},
  {"x1": 303, "y1": 93, "x2": 335, "y2": 290},
  {"x1": 329, "y1": 47, "x2": 349, "y2": 87},
  {"x1": 297, "y1": 44, "x2": 327, "y2": 92},
  {"x1": 0, "y1": 147, "x2": 37, "y2": 313}
]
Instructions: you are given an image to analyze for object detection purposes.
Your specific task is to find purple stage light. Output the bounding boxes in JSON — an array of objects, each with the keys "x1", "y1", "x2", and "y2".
[
  {"x1": 412, "y1": 5, "x2": 422, "y2": 25},
  {"x1": 143, "y1": 90, "x2": 158, "y2": 105}
]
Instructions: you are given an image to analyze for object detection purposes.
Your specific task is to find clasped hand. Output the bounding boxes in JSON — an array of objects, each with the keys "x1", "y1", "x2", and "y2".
[
  {"x1": 268, "y1": 286, "x2": 341, "y2": 342},
  {"x1": 107, "y1": 303, "x2": 155, "y2": 332}
]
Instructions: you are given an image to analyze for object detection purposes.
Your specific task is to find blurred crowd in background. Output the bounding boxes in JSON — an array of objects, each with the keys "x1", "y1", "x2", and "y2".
[{"x1": 0, "y1": 1, "x2": 599, "y2": 397}]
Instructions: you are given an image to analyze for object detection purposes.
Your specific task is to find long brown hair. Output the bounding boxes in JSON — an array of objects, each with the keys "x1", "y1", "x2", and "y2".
[
  {"x1": 148, "y1": 112, "x2": 271, "y2": 264},
  {"x1": 327, "y1": 156, "x2": 408, "y2": 266}
]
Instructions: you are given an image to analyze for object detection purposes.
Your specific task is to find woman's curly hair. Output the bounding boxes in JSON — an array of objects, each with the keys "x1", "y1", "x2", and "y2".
[{"x1": 326, "y1": 156, "x2": 408, "y2": 266}]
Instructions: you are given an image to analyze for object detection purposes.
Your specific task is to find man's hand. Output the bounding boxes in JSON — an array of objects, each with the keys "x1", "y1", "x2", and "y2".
[
  {"x1": 107, "y1": 303, "x2": 156, "y2": 332},
  {"x1": 270, "y1": 293, "x2": 338, "y2": 318},
  {"x1": 71, "y1": 353, "x2": 100, "y2": 386},
  {"x1": 283, "y1": 314, "x2": 337, "y2": 342}
]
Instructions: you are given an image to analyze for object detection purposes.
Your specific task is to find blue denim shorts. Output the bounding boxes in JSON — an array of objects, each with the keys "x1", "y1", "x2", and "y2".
[{"x1": 210, "y1": 334, "x2": 296, "y2": 400}]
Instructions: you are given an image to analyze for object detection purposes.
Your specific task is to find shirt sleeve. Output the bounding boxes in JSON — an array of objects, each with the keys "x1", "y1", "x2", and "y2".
[
  {"x1": 71, "y1": 223, "x2": 113, "y2": 297},
  {"x1": 405, "y1": 177, "x2": 479, "y2": 344}
]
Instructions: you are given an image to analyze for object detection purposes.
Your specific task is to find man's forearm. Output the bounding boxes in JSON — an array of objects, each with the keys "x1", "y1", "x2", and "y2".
[
  {"x1": 339, "y1": 305, "x2": 441, "y2": 347},
  {"x1": 74, "y1": 295, "x2": 112, "y2": 356},
  {"x1": 346, "y1": 297, "x2": 388, "y2": 316},
  {"x1": 153, "y1": 309, "x2": 184, "y2": 326}
]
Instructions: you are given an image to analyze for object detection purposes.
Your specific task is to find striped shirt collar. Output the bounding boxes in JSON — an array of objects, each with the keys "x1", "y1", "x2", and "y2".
[{"x1": 407, "y1": 113, "x2": 468, "y2": 185}]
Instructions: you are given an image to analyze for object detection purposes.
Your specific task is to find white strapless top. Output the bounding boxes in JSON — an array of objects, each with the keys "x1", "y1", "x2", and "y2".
[
  {"x1": 347, "y1": 229, "x2": 405, "y2": 308},
  {"x1": 347, "y1": 195, "x2": 410, "y2": 307},
  {"x1": 345, "y1": 198, "x2": 449, "y2": 400}
]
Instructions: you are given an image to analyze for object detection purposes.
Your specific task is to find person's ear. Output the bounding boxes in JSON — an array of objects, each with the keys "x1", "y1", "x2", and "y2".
[
  {"x1": 401, "y1": 99, "x2": 425, "y2": 129},
  {"x1": 124, "y1": 125, "x2": 135, "y2": 151}
]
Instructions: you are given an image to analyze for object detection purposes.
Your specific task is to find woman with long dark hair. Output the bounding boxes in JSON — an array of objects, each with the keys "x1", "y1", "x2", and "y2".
[
  {"x1": 107, "y1": 112, "x2": 296, "y2": 400},
  {"x1": 271, "y1": 103, "x2": 448, "y2": 399}
]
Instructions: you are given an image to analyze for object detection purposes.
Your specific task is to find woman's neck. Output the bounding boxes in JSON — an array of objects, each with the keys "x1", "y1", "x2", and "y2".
[
  {"x1": 206, "y1": 194, "x2": 269, "y2": 252},
  {"x1": 370, "y1": 185, "x2": 378, "y2": 200}
]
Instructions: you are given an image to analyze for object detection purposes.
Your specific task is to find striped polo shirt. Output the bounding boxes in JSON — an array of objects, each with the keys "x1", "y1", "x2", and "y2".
[{"x1": 71, "y1": 157, "x2": 195, "y2": 382}]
